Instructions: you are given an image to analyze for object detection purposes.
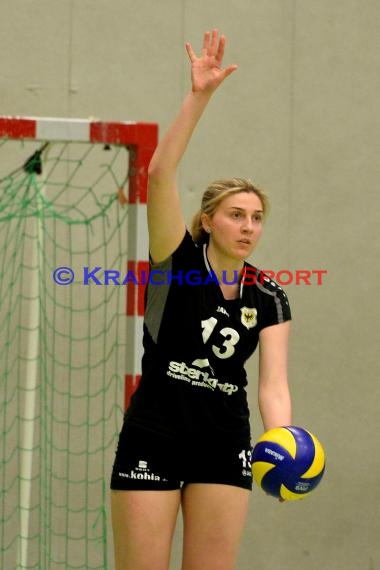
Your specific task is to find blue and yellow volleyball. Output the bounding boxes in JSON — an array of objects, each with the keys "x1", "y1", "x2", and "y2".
[{"x1": 251, "y1": 426, "x2": 325, "y2": 501}]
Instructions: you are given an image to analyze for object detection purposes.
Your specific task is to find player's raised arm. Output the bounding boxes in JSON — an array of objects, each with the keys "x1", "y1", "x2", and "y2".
[{"x1": 147, "y1": 29, "x2": 237, "y2": 263}]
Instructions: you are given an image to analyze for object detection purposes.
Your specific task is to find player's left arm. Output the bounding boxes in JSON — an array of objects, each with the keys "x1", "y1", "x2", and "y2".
[{"x1": 257, "y1": 321, "x2": 292, "y2": 432}]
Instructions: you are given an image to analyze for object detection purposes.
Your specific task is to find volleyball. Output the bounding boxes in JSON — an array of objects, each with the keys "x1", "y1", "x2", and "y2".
[{"x1": 251, "y1": 426, "x2": 325, "y2": 501}]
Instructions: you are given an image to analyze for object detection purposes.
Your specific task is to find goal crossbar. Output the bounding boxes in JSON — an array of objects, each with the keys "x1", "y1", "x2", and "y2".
[{"x1": 0, "y1": 116, "x2": 156, "y2": 145}]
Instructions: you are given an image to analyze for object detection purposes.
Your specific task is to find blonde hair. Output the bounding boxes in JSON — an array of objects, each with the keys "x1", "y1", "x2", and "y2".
[{"x1": 191, "y1": 178, "x2": 270, "y2": 244}]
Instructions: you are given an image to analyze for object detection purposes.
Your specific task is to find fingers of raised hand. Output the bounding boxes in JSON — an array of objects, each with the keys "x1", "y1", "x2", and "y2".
[
  {"x1": 201, "y1": 30, "x2": 211, "y2": 57},
  {"x1": 215, "y1": 34, "x2": 226, "y2": 65},
  {"x1": 209, "y1": 29, "x2": 219, "y2": 57},
  {"x1": 185, "y1": 42, "x2": 196, "y2": 63},
  {"x1": 187, "y1": 29, "x2": 224, "y2": 62},
  {"x1": 202, "y1": 29, "x2": 222, "y2": 59}
]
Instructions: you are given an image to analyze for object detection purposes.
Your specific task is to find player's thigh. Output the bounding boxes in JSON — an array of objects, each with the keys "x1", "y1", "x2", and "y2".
[
  {"x1": 111, "y1": 489, "x2": 181, "y2": 570},
  {"x1": 181, "y1": 483, "x2": 250, "y2": 570}
]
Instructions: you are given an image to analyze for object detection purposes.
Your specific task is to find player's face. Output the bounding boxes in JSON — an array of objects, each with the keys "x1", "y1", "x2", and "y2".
[{"x1": 206, "y1": 192, "x2": 264, "y2": 261}]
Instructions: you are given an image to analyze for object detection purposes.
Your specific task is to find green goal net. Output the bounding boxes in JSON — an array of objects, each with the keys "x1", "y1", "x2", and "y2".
[{"x1": 0, "y1": 118, "x2": 157, "y2": 569}]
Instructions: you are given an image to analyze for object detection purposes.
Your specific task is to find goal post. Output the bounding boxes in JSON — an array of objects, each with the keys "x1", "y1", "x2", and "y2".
[
  {"x1": 0, "y1": 115, "x2": 157, "y2": 401},
  {"x1": 0, "y1": 116, "x2": 157, "y2": 569}
]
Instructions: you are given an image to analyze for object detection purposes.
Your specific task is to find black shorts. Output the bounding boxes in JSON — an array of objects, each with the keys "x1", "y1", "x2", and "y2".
[{"x1": 110, "y1": 421, "x2": 253, "y2": 491}]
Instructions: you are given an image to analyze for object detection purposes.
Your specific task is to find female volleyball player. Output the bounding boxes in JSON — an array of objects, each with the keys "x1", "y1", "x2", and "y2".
[{"x1": 111, "y1": 29, "x2": 292, "y2": 570}]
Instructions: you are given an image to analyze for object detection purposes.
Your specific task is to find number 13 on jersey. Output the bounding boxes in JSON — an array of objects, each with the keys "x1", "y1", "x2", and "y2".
[{"x1": 201, "y1": 316, "x2": 240, "y2": 360}]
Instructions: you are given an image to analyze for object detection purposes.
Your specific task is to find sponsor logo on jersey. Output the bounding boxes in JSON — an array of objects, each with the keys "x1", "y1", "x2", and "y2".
[
  {"x1": 167, "y1": 360, "x2": 218, "y2": 389},
  {"x1": 191, "y1": 358, "x2": 211, "y2": 368},
  {"x1": 167, "y1": 360, "x2": 238, "y2": 395},
  {"x1": 240, "y1": 307, "x2": 257, "y2": 329}
]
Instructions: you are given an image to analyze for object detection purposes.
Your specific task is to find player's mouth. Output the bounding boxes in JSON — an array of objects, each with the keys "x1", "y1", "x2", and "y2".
[{"x1": 237, "y1": 238, "x2": 251, "y2": 245}]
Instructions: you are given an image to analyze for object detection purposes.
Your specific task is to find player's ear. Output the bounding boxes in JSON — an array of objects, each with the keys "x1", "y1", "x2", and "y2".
[{"x1": 200, "y1": 212, "x2": 211, "y2": 233}]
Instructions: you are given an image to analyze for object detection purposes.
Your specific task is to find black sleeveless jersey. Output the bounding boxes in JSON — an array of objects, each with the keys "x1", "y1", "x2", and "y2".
[{"x1": 125, "y1": 231, "x2": 291, "y2": 441}]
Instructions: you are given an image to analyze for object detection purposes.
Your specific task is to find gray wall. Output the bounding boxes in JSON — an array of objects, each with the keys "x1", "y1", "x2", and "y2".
[{"x1": 2, "y1": 1, "x2": 380, "y2": 568}]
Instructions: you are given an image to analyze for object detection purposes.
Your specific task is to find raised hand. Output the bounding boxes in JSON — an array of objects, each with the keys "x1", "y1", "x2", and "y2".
[{"x1": 186, "y1": 29, "x2": 238, "y2": 94}]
